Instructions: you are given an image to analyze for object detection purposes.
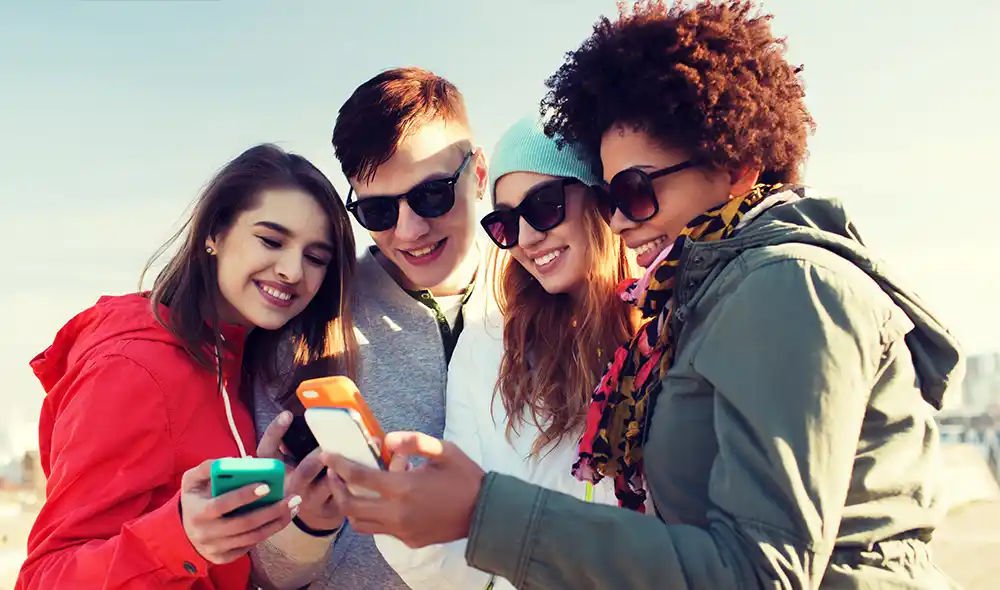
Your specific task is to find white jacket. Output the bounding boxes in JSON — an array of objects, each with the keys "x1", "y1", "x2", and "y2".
[{"x1": 374, "y1": 302, "x2": 617, "y2": 590}]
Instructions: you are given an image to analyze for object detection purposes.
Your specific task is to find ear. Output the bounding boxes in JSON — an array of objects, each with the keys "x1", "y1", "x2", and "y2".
[
  {"x1": 730, "y1": 167, "x2": 761, "y2": 197},
  {"x1": 473, "y1": 147, "x2": 488, "y2": 201}
]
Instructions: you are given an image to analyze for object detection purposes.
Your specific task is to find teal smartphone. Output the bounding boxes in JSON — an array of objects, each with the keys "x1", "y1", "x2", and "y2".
[{"x1": 210, "y1": 457, "x2": 285, "y2": 516}]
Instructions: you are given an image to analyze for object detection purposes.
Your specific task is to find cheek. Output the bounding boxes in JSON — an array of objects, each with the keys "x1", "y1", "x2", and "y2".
[
  {"x1": 437, "y1": 208, "x2": 476, "y2": 242},
  {"x1": 369, "y1": 229, "x2": 395, "y2": 249},
  {"x1": 566, "y1": 237, "x2": 593, "y2": 281},
  {"x1": 215, "y1": 253, "x2": 249, "y2": 292},
  {"x1": 652, "y1": 184, "x2": 706, "y2": 235},
  {"x1": 556, "y1": 212, "x2": 591, "y2": 252},
  {"x1": 509, "y1": 247, "x2": 532, "y2": 270},
  {"x1": 302, "y1": 265, "x2": 329, "y2": 299}
]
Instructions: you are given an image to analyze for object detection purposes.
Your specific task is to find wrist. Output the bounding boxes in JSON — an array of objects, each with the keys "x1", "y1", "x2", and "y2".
[
  {"x1": 463, "y1": 469, "x2": 488, "y2": 538},
  {"x1": 292, "y1": 514, "x2": 344, "y2": 537}
]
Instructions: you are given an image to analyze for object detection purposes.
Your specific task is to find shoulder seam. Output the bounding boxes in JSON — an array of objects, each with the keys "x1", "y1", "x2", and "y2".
[
  {"x1": 88, "y1": 351, "x2": 177, "y2": 476},
  {"x1": 736, "y1": 251, "x2": 892, "y2": 345}
]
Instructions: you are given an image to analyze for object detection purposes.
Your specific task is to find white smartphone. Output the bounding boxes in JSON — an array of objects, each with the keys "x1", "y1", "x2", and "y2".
[{"x1": 304, "y1": 407, "x2": 386, "y2": 497}]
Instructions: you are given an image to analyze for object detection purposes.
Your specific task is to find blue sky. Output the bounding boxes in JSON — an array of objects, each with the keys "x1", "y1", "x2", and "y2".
[{"x1": 1, "y1": 0, "x2": 998, "y2": 427}]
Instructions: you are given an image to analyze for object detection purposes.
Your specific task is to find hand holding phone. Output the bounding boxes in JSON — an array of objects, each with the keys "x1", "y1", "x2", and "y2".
[
  {"x1": 210, "y1": 457, "x2": 285, "y2": 515},
  {"x1": 180, "y1": 458, "x2": 299, "y2": 564}
]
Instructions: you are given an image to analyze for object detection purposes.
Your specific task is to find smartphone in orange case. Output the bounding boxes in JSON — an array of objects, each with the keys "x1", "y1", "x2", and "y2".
[{"x1": 295, "y1": 376, "x2": 392, "y2": 467}]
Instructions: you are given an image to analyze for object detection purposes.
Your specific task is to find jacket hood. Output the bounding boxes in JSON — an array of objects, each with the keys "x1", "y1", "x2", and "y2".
[
  {"x1": 724, "y1": 185, "x2": 964, "y2": 410},
  {"x1": 31, "y1": 293, "x2": 246, "y2": 395},
  {"x1": 30, "y1": 294, "x2": 187, "y2": 394}
]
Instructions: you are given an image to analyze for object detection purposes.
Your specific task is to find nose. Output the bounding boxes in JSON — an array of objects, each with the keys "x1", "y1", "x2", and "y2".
[
  {"x1": 274, "y1": 249, "x2": 305, "y2": 284},
  {"x1": 609, "y1": 208, "x2": 638, "y2": 235},
  {"x1": 394, "y1": 200, "x2": 431, "y2": 242},
  {"x1": 518, "y1": 217, "x2": 545, "y2": 248}
]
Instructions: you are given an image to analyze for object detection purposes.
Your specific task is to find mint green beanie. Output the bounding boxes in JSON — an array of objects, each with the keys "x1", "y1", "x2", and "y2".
[{"x1": 488, "y1": 115, "x2": 599, "y2": 204}]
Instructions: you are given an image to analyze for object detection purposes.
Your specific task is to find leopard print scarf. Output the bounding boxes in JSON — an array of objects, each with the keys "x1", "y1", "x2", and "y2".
[{"x1": 573, "y1": 184, "x2": 775, "y2": 512}]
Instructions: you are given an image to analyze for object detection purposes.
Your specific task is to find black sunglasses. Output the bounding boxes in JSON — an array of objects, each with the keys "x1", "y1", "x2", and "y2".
[
  {"x1": 346, "y1": 152, "x2": 473, "y2": 232},
  {"x1": 592, "y1": 160, "x2": 695, "y2": 222},
  {"x1": 480, "y1": 177, "x2": 582, "y2": 249}
]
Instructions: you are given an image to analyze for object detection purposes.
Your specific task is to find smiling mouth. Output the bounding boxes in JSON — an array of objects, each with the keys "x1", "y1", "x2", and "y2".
[
  {"x1": 261, "y1": 285, "x2": 292, "y2": 301},
  {"x1": 632, "y1": 236, "x2": 669, "y2": 257},
  {"x1": 532, "y1": 248, "x2": 566, "y2": 267},
  {"x1": 255, "y1": 281, "x2": 297, "y2": 306},
  {"x1": 402, "y1": 239, "x2": 446, "y2": 258}
]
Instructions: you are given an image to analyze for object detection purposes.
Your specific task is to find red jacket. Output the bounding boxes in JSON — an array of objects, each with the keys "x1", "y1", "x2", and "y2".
[{"x1": 17, "y1": 294, "x2": 258, "y2": 590}]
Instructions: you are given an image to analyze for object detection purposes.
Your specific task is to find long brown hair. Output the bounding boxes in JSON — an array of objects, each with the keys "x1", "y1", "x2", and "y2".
[
  {"x1": 140, "y1": 143, "x2": 358, "y2": 397},
  {"x1": 491, "y1": 190, "x2": 637, "y2": 455}
]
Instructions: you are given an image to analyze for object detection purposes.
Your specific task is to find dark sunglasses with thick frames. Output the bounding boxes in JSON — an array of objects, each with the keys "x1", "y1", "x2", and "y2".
[
  {"x1": 592, "y1": 160, "x2": 696, "y2": 223},
  {"x1": 345, "y1": 151, "x2": 473, "y2": 232},
  {"x1": 480, "y1": 177, "x2": 585, "y2": 249}
]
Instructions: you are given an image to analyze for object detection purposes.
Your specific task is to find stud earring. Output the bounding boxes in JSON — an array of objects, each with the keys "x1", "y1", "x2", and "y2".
[{"x1": 206, "y1": 246, "x2": 216, "y2": 255}]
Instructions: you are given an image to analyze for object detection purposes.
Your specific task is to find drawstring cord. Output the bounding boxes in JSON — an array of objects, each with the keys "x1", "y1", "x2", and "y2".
[{"x1": 217, "y1": 337, "x2": 248, "y2": 458}]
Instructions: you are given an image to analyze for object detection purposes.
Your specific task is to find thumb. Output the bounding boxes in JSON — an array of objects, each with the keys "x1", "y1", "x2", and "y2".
[
  {"x1": 257, "y1": 411, "x2": 293, "y2": 459},
  {"x1": 383, "y1": 431, "x2": 447, "y2": 462}
]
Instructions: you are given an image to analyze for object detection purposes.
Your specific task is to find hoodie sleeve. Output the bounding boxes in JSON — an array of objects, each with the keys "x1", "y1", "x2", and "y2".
[
  {"x1": 464, "y1": 258, "x2": 886, "y2": 589},
  {"x1": 18, "y1": 354, "x2": 211, "y2": 589},
  {"x1": 373, "y1": 335, "x2": 495, "y2": 590}
]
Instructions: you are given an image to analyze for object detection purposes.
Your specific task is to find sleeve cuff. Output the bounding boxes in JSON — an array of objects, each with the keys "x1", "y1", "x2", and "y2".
[
  {"x1": 465, "y1": 472, "x2": 546, "y2": 586},
  {"x1": 267, "y1": 518, "x2": 340, "y2": 563},
  {"x1": 123, "y1": 492, "x2": 209, "y2": 579}
]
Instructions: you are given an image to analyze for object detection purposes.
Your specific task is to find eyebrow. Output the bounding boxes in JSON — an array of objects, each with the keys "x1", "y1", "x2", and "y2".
[
  {"x1": 354, "y1": 172, "x2": 447, "y2": 200},
  {"x1": 253, "y1": 221, "x2": 334, "y2": 253},
  {"x1": 356, "y1": 150, "x2": 469, "y2": 198}
]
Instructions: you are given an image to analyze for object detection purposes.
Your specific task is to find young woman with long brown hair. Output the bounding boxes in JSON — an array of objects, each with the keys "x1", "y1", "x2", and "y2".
[
  {"x1": 18, "y1": 143, "x2": 357, "y2": 590},
  {"x1": 372, "y1": 115, "x2": 639, "y2": 589}
]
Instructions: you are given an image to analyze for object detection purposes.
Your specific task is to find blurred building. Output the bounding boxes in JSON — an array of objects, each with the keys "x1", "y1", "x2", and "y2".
[{"x1": 961, "y1": 352, "x2": 1000, "y2": 413}]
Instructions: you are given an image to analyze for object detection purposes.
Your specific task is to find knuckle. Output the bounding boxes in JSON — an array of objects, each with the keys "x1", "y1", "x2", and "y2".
[{"x1": 200, "y1": 504, "x2": 220, "y2": 521}]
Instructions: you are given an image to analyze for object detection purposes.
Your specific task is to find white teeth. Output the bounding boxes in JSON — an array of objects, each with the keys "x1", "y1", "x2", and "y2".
[
  {"x1": 407, "y1": 244, "x2": 437, "y2": 257},
  {"x1": 261, "y1": 285, "x2": 292, "y2": 301},
  {"x1": 633, "y1": 236, "x2": 668, "y2": 257},
  {"x1": 533, "y1": 248, "x2": 564, "y2": 267}
]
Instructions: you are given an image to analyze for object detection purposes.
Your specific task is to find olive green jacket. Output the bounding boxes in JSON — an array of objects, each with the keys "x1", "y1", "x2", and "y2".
[{"x1": 465, "y1": 188, "x2": 964, "y2": 589}]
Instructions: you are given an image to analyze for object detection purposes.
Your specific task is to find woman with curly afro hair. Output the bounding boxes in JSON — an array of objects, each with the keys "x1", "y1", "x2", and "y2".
[{"x1": 321, "y1": 2, "x2": 963, "y2": 588}]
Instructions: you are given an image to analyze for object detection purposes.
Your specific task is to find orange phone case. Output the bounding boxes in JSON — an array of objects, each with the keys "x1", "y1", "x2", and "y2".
[{"x1": 295, "y1": 376, "x2": 391, "y2": 465}]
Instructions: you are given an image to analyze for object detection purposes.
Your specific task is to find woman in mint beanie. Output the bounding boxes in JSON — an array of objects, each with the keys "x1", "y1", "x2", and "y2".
[{"x1": 373, "y1": 114, "x2": 641, "y2": 590}]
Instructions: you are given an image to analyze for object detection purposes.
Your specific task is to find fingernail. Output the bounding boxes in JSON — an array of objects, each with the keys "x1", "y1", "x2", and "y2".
[
  {"x1": 288, "y1": 495, "x2": 302, "y2": 509},
  {"x1": 279, "y1": 412, "x2": 291, "y2": 426},
  {"x1": 254, "y1": 484, "x2": 271, "y2": 497}
]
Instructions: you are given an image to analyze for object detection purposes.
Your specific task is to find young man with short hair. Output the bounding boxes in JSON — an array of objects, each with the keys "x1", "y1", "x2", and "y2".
[{"x1": 249, "y1": 67, "x2": 490, "y2": 590}]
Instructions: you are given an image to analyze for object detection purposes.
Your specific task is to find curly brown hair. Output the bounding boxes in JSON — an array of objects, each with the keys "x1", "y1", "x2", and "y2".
[{"x1": 541, "y1": 0, "x2": 815, "y2": 184}]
